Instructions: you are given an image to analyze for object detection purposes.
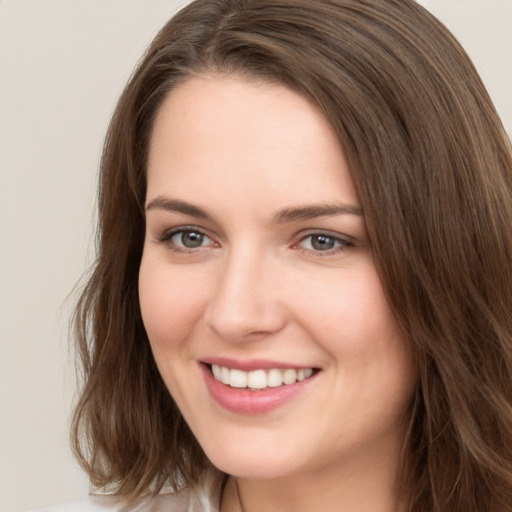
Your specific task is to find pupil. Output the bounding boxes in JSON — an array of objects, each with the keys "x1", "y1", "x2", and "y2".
[
  {"x1": 312, "y1": 235, "x2": 334, "y2": 251},
  {"x1": 182, "y1": 231, "x2": 203, "y2": 248}
]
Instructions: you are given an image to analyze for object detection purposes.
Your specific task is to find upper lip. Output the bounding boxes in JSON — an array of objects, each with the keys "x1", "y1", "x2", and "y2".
[{"x1": 202, "y1": 357, "x2": 318, "y2": 372}]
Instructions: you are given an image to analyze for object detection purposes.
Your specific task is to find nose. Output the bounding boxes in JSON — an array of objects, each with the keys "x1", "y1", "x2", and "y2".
[{"x1": 204, "y1": 247, "x2": 287, "y2": 343}]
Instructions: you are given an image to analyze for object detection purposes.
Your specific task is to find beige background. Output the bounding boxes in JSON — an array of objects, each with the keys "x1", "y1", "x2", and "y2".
[{"x1": 1, "y1": 1, "x2": 510, "y2": 511}]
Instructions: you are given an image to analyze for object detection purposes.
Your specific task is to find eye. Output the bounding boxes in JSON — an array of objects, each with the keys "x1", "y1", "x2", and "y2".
[
  {"x1": 172, "y1": 230, "x2": 209, "y2": 248},
  {"x1": 298, "y1": 233, "x2": 352, "y2": 253},
  {"x1": 160, "y1": 228, "x2": 217, "y2": 251}
]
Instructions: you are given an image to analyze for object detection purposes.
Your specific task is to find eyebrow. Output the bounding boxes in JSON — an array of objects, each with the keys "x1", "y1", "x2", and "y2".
[
  {"x1": 145, "y1": 197, "x2": 211, "y2": 219},
  {"x1": 273, "y1": 203, "x2": 363, "y2": 223},
  {"x1": 145, "y1": 196, "x2": 363, "y2": 222}
]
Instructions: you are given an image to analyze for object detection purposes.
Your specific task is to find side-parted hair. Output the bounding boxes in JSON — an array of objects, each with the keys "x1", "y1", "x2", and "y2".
[{"x1": 72, "y1": 1, "x2": 512, "y2": 510}]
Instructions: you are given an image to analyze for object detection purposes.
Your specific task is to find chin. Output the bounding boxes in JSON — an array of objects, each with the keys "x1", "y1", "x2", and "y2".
[{"x1": 201, "y1": 438, "x2": 300, "y2": 480}]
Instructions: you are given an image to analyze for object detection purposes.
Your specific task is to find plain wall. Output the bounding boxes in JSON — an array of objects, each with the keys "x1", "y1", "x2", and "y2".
[{"x1": 1, "y1": 1, "x2": 510, "y2": 511}]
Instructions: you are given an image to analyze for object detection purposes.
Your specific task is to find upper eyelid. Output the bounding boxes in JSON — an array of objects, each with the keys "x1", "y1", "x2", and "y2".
[
  {"x1": 152, "y1": 218, "x2": 226, "y2": 244},
  {"x1": 159, "y1": 225, "x2": 212, "y2": 241},
  {"x1": 296, "y1": 229, "x2": 355, "y2": 244}
]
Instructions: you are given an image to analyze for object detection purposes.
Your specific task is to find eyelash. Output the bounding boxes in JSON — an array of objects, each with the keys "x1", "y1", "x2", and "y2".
[
  {"x1": 157, "y1": 227, "x2": 354, "y2": 256},
  {"x1": 158, "y1": 226, "x2": 216, "y2": 253},
  {"x1": 294, "y1": 231, "x2": 354, "y2": 256}
]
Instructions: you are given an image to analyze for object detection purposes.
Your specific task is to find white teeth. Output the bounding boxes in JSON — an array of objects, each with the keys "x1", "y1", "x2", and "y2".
[
  {"x1": 221, "y1": 366, "x2": 230, "y2": 385},
  {"x1": 267, "y1": 368, "x2": 283, "y2": 388},
  {"x1": 282, "y1": 368, "x2": 297, "y2": 385},
  {"x1": 211, "y1": 364, "x2": 315, "y2": 389},
  {"x1": 212, "y1": 364, "x2": 222, "y2": 381},
  {"x1": 229, "y1": 369, "x2": 247, "y2": 388},
  {"x1": 247, "y1": 370, "x2": 267, "y2": 389}
]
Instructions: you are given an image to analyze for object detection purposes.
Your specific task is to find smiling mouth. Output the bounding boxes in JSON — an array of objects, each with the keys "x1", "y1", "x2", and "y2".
[{"x1": 209, "y1": 364, "x2": 318, "y2": 390}]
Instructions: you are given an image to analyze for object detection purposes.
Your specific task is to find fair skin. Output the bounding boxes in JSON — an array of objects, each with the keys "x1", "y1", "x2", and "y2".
[{"x1": 139, "y1": 75, "x2": 416, "y2": 512}]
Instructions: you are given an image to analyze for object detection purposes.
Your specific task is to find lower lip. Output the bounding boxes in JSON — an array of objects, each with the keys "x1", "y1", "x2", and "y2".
[{"x1": 201, "y1": 364, "x2": 317, "y2": 414}]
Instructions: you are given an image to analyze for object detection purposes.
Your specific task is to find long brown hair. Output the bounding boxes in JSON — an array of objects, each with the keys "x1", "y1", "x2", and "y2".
[{"x1": 71, "y1": 1, "x2": 512, "y2": 510}]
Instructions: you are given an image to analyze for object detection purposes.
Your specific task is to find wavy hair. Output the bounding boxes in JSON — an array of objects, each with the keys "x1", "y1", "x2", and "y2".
[{"x1": 71, "y1": 1, "x2": 512, "y2": 510}]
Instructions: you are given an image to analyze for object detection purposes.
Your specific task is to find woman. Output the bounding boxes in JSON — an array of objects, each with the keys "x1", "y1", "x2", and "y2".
[{"x1": 51, "y1": 0, "x2": 512, "y2": 510}]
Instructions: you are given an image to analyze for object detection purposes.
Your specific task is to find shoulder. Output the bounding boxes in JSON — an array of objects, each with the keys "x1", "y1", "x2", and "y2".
[{"x1": 31, "y1": 484, "x2": 220, "y2": 512}]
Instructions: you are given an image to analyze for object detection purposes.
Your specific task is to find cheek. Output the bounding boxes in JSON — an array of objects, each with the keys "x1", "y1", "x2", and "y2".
[
  {"x1": 295, "y1": 263, "x2": 399, "y2": 348},
  {"x1": 294, "y1": 262, "x2": 414, "y2": 389},
  {"x1": 138, "y1": 256, "x2": 207, "y2": 354},
  {"x1": 138, "y1": 256, "x2": 212, "y2": 409}
]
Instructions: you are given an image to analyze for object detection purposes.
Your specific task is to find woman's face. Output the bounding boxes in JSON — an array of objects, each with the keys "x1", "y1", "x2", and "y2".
[{"x1": 139, "y1": 75, "x2": 416, "y2": 481}]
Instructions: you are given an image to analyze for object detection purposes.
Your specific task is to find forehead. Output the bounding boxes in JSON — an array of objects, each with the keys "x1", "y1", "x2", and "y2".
[{"x1": 146, "y1": 75, "x2": 359, "y2": 212}]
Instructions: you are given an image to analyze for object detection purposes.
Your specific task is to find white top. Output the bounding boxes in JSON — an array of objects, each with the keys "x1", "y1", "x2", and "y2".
[{"x1": 32, "y1": 479, "x2": 220, "y2": 512}]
